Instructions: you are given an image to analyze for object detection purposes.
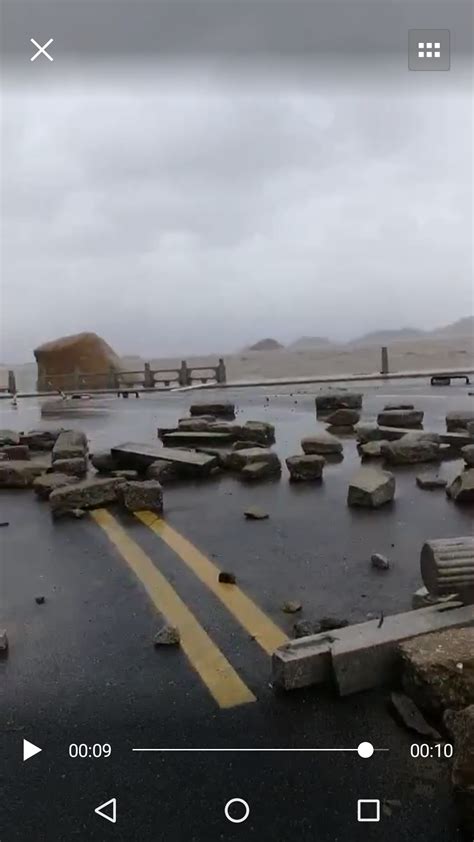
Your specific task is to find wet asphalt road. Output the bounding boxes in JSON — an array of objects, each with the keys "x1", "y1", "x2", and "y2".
[{"x1": 0, "y1": 379, "x2": 472, "y2": 841}]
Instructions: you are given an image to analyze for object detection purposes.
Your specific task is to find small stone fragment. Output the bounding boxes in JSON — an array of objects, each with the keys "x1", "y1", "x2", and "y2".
[
  {"x1": 281, "y1": 600, "x2": 302, "y2": 614},
  {"x1": 347, "y1": 467, "x2": 395, "y2": 508},
  {"x1": 416, "y1": 473, "x2": 447, "y2": 490},
  {"x1": 0, "y1": 629, "x2": 8, "y2": 653},
  {"x1": 35, "y1": 596, "x2": 46, "y2": 605},
  {"x1": 244, "y1": 507, "x2": 269, "y2": 520},
  {"x1": 154, "y1": 625, "x2": 181, "y2": 646},
  {"x1": 319, "y1": 616, "x2": 349, "y2": 632},
  {"x1": 301, "y1": 432, "x2": 343, "y2": 455},
  {"x1": 286, "y1": 454, "x2": 325, "y2": 481},
  {"x1": 411, "y1": 587, "x2": 458, "y2": 609},
  {"x1": 293, "y1": 619, "x2": 322, "y2": 638},
  {"x1": 218, "y1": 571, "x2": 236, "y2": 584},
  {"x1": 390, "y1": 692, "x2": 441, "y2": 740},
  {"x1": 371, "y1": 553, "x2": 390, "y2": 570},
  {"x1": 447, "y1": 469, "x2": 474, "y2": 503}
]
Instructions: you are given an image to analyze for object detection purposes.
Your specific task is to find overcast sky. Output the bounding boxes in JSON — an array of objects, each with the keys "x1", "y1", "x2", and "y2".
[{"x1": 1, "y1": 60, "x2": 472, "y2": 361}]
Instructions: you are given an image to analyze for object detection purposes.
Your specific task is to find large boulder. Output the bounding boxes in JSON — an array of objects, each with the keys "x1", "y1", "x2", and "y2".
[
  {"x1": 400, "y1": 627, "x2": 474, "y2": 715},
  {"x1": 325, "y1": 408, "x2": 360, "y2": 427},
  {"x1": 49, "y1": 476, "x2": 125, "y2": 517},
  {"x1": 286, "y1": 454, "x2": 325, "y2": 481},
  {"x1": 34, "y1": 331, "x2": 121, "y2": 392},
  {"x1": 347, "y1": 467, "x2": 395, "y2": 507},
  {"x1": 355, "y1": 424, "x2": 385, "y2": 444},
  {"x1": 0, "y1": 430, "x2": 20, "y2": 447},
  {"x1": 461, "y1": 444, "x2": 474, "y2": 467},
  {"x1": 51, "y1": 457, "x2": 88, "y2": 477},
  {"x1": 444, "y1": 705, "x2": 474, "y2": 834},
  {"x1": 52, "y1": 430, "x2": 88, "y2": 462},
  {"x1": 33, "y1": 472, "x2": 79, "y2": 500},
  {"x1": 301, "y1": 432, "x2": 343, "y2": 455},
  {"x1": 121, "y1": 480, "x2": 163, "y2": 513},
  {"x1": 0, "y1": 460, "x2": 49, "y2": 488},
  {"x1": 446, "y1": 410, "x2": 474, "y2": 432},
  {"x1": 19, "y1": 429, "x2": 62, "y2": 450},
  {"x1": 1, "y1": 445, "x2": 30, "y2": 460},
  {"x1": 377, "y1": 409, "x2": 424, "y2": 428},
  {"x1": 381, "y1": 438, "x2": 440, "y2": 465},
  {"x1": 146, "y1": 461, "x2": 179, "y2": 484},
  {"x1": 178, "y1": 418, "x2": 214, "y2": 432},
  {"x1": 359, "y1": 440, "x2": 389, "y2": 459},
  {"x1": 90, "y1": 451, "x2": 119, "y2": 473},
  {"x1": 315, "y1": 392, "x2": 362, "y2": 413},
  {"x1": 447, "y1": 469, "x2": 474, "y2": 503},
  {"x1": 239, "y1": 420, "x2": 275, "y2": 445},
  {"x1": 189, "y1": 402, "x2": 235, "y2": 418},
  {"x1": 240, "y1": 461, "x2": 281, "y2": 481},
  {"x1": 225, "y1": 447, "x2": 281, "y2": 473}
]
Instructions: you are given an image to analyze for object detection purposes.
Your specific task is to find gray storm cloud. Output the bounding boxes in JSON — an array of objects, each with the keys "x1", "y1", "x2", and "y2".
[{"x1": 1, "y1": 67, "x2": 472, "y2": 361}]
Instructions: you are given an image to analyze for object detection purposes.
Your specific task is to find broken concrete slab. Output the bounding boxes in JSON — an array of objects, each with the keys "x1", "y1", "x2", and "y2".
[
  {"x1": 447, "y1": 469, "x2": 474, "y2": 504},
  {"x1": 377, "y1": 409, "x2": 424, "y2": 428},
  {"x1": 355, "y1": 424, "x2": 385, "y2": 443},
  {"x1": 286, "y1": 454, "x2": 325, "y2": 481},
  {"x1": 301, "y1": 432, "x2": 343, "y2": 455},
  {"x1": 272, "y1": 603, "x2": 472, "y2": 693},
  {"x1": 225, "y1": 447, "x2": 280, "y2": 472},
  {"x1": 52, "y1": 430, "x2": 88, "y2": 462},
  {"x1": 190, "y1": 401, "x2": 235, "y2": 418},
  {"x1": 0, "y1": 430, "x2": 20, "y2": 447},
  {"x1": 19, "y1": 429, "x2": 63, "y2": 450},
  {"x1": 347, "y1": 467, "x2": 395, "y2": 508},
  {"x1": 111, "y1": 442, "x2": 218, "y2": 476},
  {"x1": 49, "y1": 476, "x2": 125, "y2": 517},
  {"x1": 161, "y1": 431, "x2": 234, "y2": 448},
  {"x1": 325, "y1": 408, "x2": 360, "y2": 426},
  {"x1": 462, "y1": 444, "x2": 474, "y2": 467},
  {"x1": 390, "y1": 691, "x2": 441, "y2": 740},
  {"x1": 377, "y1": 426, "x2": 472, "y2": 447},
  {"x1": 446, "y1": 410, "x2": 474, "y2": 432},
  {"x1": 240, "y1": 461, "x2": 281, "y2": 481},
  {"x1": 33, "y1": 472, "x2": 79, "y2": 500},
  {"x1": 384, "y1": 403, "x2": 415, "y2": 411},
  {"x1": 0, "y1": 459, "x2": 50, "y2": 488},
  {"x1": 145, "y1": 461, "x2": 179, "y2": 483},
  {"x1": 411, "y1": 587, "x2": 458, "y2": 610},
  {"x1": 1, "y1": 444, "x2": 30, "y2": 460},
  {"x1": 381, "y1": 439, "x2": 440, "y2": 465},
  {"x1": 90, "y1": 451, "x2": 120, "y2": 473},
  {"x1": 51, "y1": 457, "x2": 88, "y2": 477},
  {"x1": 239, "y1": 420, "x2": 276, "y2": 445},
  {"x1": 121, "y1": 480, "x2": 163, "y2": 513},
  {"x1": 400, "y1": 626, "x2": 474, "y2": 714},
  {"x1": 416, "y1": 473, "x2": 447, "y2": 490},
  {"x1": 316, "y1": 392, "x2": 362, "y2": 413}
]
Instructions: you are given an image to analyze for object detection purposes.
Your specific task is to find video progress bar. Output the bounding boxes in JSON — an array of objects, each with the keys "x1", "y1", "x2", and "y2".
[{"x1": 133, "y1": 743, "x2": 389, "y2": 757}]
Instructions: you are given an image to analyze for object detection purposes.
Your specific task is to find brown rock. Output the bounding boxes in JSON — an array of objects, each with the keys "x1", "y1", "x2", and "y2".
[
  {"x1": 33, "y1": 472, "x2": 79, "y2": 500},
  {"x1": 400, "y1": 627, "x2": 474, "y2": 715},
  {"x1": 34, "y1": 331, "x2": 121, "y2": 392}
]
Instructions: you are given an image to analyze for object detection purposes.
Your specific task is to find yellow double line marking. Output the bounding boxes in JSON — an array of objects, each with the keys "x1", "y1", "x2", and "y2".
[
  {"x1": 135, "y1": 511, "x2": 288, "y2": 655},
  {"x1": 92, "y1": 509, "x2": 255, "y2": 709}
]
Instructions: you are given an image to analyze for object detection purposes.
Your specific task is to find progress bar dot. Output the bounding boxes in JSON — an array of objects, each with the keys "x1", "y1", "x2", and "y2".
[{"x1": 357, "y1": 742, "x2": 374, "y2": 758}]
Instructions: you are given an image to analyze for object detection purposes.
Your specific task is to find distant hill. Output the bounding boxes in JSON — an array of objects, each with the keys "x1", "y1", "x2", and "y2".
[
  {"x1": 430, "y1": 316, "x2": 474, "y2": 338},
  {"x1": 288, "y1": 336, "x2": 332, "y2": 351},
  {"x1": 349, "y1": 328, "x2": 424, "y2": 346},
  {"x1": 247, "y1": 338, "x2": 284, "y2": 351}
]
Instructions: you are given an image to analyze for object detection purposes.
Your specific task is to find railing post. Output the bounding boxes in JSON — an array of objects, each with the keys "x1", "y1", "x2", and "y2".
[
  {"x1": 216, "y1": 358, "x2": 227, "y2": 384},
  {"x1": 380, "y1": 346, "x2": 389, "y2": 376},
  {"x1": 144, "y1": 362, "x2": 154, "y2": 389},
  {"x1": 7, "y1": 369, "x2": 17, "y2": 394},
  {"x1": 179, "y1": 360, "x2": 191, "y2": 387}
]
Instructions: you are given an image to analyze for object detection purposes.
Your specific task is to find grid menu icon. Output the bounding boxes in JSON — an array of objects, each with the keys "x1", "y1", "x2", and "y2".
[{"x1": 408, "y1": 29, "x2": 450, "y2": 70}]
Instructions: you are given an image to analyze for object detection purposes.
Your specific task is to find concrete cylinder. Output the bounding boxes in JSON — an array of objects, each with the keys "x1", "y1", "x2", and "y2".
[
  {"x1": 380, "y1": 346, "x2": 389, "y2": 376},
  {"x1": 421, "y1": 537, "x2": 474, "y2": 604}
]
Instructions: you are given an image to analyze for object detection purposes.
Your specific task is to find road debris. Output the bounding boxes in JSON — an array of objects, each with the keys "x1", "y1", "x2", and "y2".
[
  {"x1": 153, "y1": 625, "x2": 181, "y2": 646},
  {"x1": 285, "y1": 454, "x2": 325, "y2": 482},
  {"x1": 371, "y1": 553, "x2": 390, "y2": 571},
  {"x1": 218, "y1": 571, "x2": 236, "y2": 584},
  {"x1": 35, "y1": 596, "x2": 46, "y2": 605},
  {"x1": 281, "y1": 600, "x2": 302, "y2": 614},
  {"x1": 416, "y1": 473, "x2": 447, "y2": 490},
  {"x1": 301, "y1": 432, "x2": 343, "y2": 455},
  {"x1": 121, "y1": 480, "x2": 163, "y2": 513},
  {"x1": 347, "y1": 467, "x2": 395, "y2": 508},
  {"x1": 390, "y1": 691, "x2": 441, "y2": 739},
  {"x1": 0, "y1": 629, "x2": 9, "y2": 653},
  {"x1": 244, "y1": 507, "x2": 269, "y2": 520},
  {"x1": 446, "y1": 468, "x2": 474, "y2": 503}
]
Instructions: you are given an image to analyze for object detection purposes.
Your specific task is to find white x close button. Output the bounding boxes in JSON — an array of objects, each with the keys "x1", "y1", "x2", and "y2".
[{"x1": 30, "y1": 38, "x2": 54, "y2": 62}]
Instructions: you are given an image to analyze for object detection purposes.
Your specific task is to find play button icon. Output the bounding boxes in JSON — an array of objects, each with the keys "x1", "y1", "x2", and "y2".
[
  {"x1": 23, "y1": 740, "x2": 42, "y2": 762},
  {"x1": 95, "y1": 798, "x2": 117, "y2": 824}
]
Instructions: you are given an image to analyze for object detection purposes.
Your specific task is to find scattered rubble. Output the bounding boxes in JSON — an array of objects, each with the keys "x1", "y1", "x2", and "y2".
[
  {"x1": 218, "y1": 571, "x2": 236, "y2": 584},
  {"x1": 49, "y1": 476, "x2": 125, "y2": 517},
  {"x1": 325, "y1": 408, "x2": 360, "y2": 427},
  {"x1": 0, "y1": 460, "x2": 50, "y2": 488},
  {"x1": 359, "y1": 440, "x2": 388, "y2": 459},
  {"x1": 400, "y1": 627, "x2": 474, "y2": 714},
  {"x1": 381, "y1": 439, "x2": 440, "y2": 465},
  {"x1": 377, "y1": 409, "x2": 424, "y2": 428},
  {"x1": 35, "y1": 596, "x2": 46, "y2": 605},
  {"x1": 371, "y1": 553, "x2": 390, "y2": 571},
  {"x1": 447, "y1": 469, "x2": 474, "y2": 503},
  {"x1": 19, "y1": 429, "x2": 62, "y2": 450},
  {"x1": 301, "y1": 432, "x2": 343, "y2": 455},
  {"x1": 190, "y1": 402, "x2": 235, "y2": 418},
  {"x1": 153, "y1": 625, "x2": 181, "y2": 646},
  {"x1": 316, "y1": 392, "x2": 362, "y2": 413},
  {"x1": 0, "y1": 629, "x2": 9, "y2": 654},
  {"x1": 0, "y1": 430, "x2": 20, "y2": 447},
  {"x1": 244, "y1": 507, "x2": 269, "y2": 520},
  {"x1": 390, "y1": 691, "x2": 441, "y2": 739},
  {"x1": 51, "y1": 457, "x2": 88, "y2": 477},
  {"x1": 416, "y1": 473, "x2": 447, "y2": 490},
  {"x1": 347, "y1": 467, "x2": 395, "y2": 508},
  {"x1": 281, "y1": 601, "x2": 302, "y2": 614},
  {"x1": 446, "y1": 410, "x2": 474, "y2": 432},
  {"x1": 461, "y1": 444, "x2": 474, "y2": 467},
  {"x1": 286, "y1": 454, "x2": 325, "y2": 481},
  {"x1": 293, "y1": 619, "x2": 322, "y2": 638},
  {"x1": 33, "y1": 472, "x2": 79, "y2": 500},
  {"x1": 52, "y1": 430, "x2": 88, "y2": 462},
  {"x1": 411, "y1": 587, "x2": 458, "y2": 610},
  {"x1": 2, "y1": 445, "x2": 30, "y2": 460},
  {"x1": 121, "y1": 480, "x2": 163, "y2": 513}
]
